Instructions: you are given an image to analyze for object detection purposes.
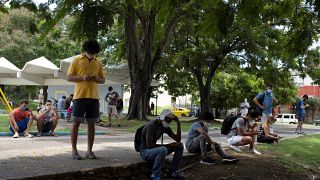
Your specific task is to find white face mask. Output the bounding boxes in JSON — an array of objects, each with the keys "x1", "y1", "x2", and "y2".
[
  {"x1": 267, "y1": 89, "x2": 272, "y2": 93},
  {"x1": 162, "y1": 121, "x2": 170, "y2": 128}
]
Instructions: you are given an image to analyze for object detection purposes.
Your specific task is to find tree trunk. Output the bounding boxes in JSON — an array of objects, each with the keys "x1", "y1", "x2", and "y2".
[{"x1": 199, "y1": 83, "x2": 212, "y2": 113}]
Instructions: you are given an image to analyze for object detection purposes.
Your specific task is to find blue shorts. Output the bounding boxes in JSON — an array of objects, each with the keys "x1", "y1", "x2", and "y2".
[
  {"x1": 9, "y1": 118, "x2": 30, "y2": 133},
  {"x1": 297, "y1": 113, "x2": 305, "y2": 122}
]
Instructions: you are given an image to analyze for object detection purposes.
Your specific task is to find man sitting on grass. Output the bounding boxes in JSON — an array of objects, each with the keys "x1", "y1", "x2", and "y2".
[
  {"x1": 185, "y1": 112, "x2": 239, "y2": 165},
  {"x1": 36, "y1": 100, "x2": 59, "y2": 137},
  {"x1": 8, "y1": 99, "x2": 35, "y2": 138}
]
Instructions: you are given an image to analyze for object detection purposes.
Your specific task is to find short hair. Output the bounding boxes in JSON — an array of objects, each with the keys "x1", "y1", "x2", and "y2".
[
  {"x1": 199, "y1": 112, "x2": 215, "y2": 121},
  {"x1": 108, "y1": 86, "x2": 113, "y2": 91},
  {"x1": 62, "y1": 96, "x2": 66, "y2": 99},
  {"x1": 267, "y1": 83, "x2": 273, "y2": 89},
  {"x1": 46, "y1": 100, "x2": 52, "y2": 103},
  {"x1": 20, "y1": 99, "x2": 29, "y2": 105},
  {"x1": 247, "y1": 109, "x2": 260, "y2": 118},
  {"x1": 302, "y1": 94, "x2": 308, "y2": 100},
  {"x1": 82, "y1": 40, "x2": 100, "y2": 54},
  {"x1": 70, "y1": 94, "x2": 74, "y2": 97}
]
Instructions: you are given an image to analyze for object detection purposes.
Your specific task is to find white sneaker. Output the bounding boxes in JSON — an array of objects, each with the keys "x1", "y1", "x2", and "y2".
[
  {"x1": 230, "y1": 145, "x2": 242, "y2": 152},
  {"x1": 250, "y1": 148, "x2": 261, "y2": 155}
]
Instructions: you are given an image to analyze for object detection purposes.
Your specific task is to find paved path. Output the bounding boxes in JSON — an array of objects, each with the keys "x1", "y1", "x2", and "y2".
[{"x1": 0, "y1": 122, "x2": 319, "y2": 179}]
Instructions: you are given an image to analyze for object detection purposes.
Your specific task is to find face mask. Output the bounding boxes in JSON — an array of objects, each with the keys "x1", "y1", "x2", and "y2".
[
  {"x1": 267, "y1": 89, "x2": 272, "y2": 93},
  {"x1": 20, "y1": 107, "x2": 26, "y2": 111},
  {"x1": 162, "y1": 121, "x2": 170, "y2": 128}
]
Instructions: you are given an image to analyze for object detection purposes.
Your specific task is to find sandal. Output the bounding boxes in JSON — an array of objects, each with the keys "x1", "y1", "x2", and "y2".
[{"x1": 50, "y1": 132, "x2": 58, "y2": 137}]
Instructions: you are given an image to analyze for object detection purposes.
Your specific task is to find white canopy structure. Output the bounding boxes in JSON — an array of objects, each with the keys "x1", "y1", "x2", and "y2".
[
  {"x1": 0, "y1": 56, "x2": 158, "y2": 86},
  {"x1": 0, "y1": 57, "x2": 38, "y2": 85}
]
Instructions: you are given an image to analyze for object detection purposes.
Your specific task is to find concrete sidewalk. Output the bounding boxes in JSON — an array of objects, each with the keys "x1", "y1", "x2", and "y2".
[{"x1": 0, "y1": 123, "x2": 319, "y2": 179}]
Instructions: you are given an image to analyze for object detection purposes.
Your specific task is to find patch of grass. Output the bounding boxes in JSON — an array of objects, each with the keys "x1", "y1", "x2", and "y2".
[
  {"x1": 100, "y1": 116, "x2": 221, "y2": 133},
  {"x1": 257, "y1": 134, "x2": 320, "y2": 172}
]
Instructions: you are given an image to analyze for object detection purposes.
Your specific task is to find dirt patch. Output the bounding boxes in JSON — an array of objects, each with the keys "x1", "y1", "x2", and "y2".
[{"x1": 179, "y1": 152, "x2": 310, "y2": 180}]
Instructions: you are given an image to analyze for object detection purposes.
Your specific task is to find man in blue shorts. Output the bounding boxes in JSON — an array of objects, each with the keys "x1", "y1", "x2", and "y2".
[{"x1": 8, "y1": 99, "x2": 35, "y2": 138}]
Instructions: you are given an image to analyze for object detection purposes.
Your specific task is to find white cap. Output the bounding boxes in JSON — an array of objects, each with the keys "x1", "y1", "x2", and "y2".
[{"x1": 158, "y1": 109, "x2": 174, "y2": 120}]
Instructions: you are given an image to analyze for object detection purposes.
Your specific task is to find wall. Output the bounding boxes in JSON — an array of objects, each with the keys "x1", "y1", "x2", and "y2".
[{"x1": 48, "y1": 84, "x2": 123, "y2": 114}]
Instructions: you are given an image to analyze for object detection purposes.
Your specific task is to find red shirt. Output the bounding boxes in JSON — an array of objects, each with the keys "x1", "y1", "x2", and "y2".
[{"x1": 11, "y1": 108, "x2": 30, "y2": 122}]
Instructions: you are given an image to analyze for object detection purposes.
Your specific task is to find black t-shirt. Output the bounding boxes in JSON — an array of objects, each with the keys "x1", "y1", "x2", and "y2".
[{"x1": 140, "y1": 120, "x2": 174, "y2": 151}]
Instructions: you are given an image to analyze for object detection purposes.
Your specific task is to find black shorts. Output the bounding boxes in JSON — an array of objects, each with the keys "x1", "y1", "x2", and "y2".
[{"x1": 72, "y1": 99, "x2": 100, "y2": 123}]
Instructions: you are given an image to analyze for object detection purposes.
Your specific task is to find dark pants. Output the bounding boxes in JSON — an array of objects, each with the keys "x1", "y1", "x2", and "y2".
[
  {"x1": 140, "y1": 143, "x2": 184, "y2": 177},
  {"x1": 257, "y1": 136, "x2": 276, "y2": 144},
  {"x1": 185, "y1": 135, "x2": 229, "y2": 158}
]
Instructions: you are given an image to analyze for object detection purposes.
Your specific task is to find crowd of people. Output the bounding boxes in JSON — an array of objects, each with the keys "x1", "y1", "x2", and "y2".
[{"x1": 5, "y1": 39, "x2": 312, "y2": 180}]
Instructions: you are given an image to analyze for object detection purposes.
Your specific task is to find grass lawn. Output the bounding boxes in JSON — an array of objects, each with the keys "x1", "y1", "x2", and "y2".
[
  {"x1": 258, "y1": 134, "x2": 320, "y2": 172},
  {"x1": 100, "y1": 115, "x2": 221, "y2": 133}
]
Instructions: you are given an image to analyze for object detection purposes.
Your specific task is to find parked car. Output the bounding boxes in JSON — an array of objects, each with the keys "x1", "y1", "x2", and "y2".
[
  {"x1": 172, "y1": 108, "x2": 190, "y2": 117},
  {"x1": 274, "y1": 113, "x2": 298, "y2": 124}
]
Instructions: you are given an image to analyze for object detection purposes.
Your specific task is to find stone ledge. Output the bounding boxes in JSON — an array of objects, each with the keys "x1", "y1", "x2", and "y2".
[{"x1": 19, "y1": 154, "x2": 198, "y2": 180}]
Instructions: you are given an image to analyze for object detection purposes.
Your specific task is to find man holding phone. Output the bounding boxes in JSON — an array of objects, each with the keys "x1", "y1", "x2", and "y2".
[
  {"x1": 8, "y1": 99, "x2": 35, "y2": 138},
  {"x1": 36, "y1": 100, "x2": 59, "y2": 137}
]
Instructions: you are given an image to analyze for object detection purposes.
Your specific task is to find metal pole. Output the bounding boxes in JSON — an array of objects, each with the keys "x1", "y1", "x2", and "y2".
[{"x1": 155, "y1": 93, "x2": 158, "y2": 115}]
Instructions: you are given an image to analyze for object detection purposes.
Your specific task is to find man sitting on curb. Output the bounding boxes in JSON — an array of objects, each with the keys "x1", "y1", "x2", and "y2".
[
  {"x1": 140, "y1": 109, "x2": 185, "y2": 180},
  {"x1": 185, "y1": 112, "x2": 239, "y2": 165},
  {"x1": 8, "y1": 99, "x2": 35, "y2": 138},
  {"x1": 227, "y1": 109, "x2": 261, "y2": 154},
  {"x1": 36, "y1": 100, "x2": 59, "y2": 137}
]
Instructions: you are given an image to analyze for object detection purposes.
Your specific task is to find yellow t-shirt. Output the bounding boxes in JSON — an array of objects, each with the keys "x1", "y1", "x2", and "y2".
[{"x1": 67, "y1": 54, "x2": 105, "y2": 99}]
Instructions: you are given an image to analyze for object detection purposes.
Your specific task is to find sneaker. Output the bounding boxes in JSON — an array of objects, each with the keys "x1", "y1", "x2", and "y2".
[
  {"x1": 298, "y1": 131, "x2": 305, "y2": 134},
  {"x1": 170, "y1": 171, "x2": 185, "y2": 179},
  {"x1": 24, "y1": 133, "x2": 34, "y2": 138},
  {"x1": 249, "y1": 148, "x2": 261, "y2": 155},
  {"x1": 85, "y1": 151, "x2": 97, "y2": 159},
  {"x1": 230, "y1": 145, "x2": 242, "y2": 152},
  {"x1": 200, "y1": 157, "x2": 216, "y2": 165},
  {"x1": 36, "y1": 132, "x2": 41, "y2": 137},
  {"x1": 12, "y1": 133, "x2": 19, "y2": 138},
  {"x1": 71, "y1": 152, "x2": 82, "y2": 160},
  {"x1": 222, "y1": 156, "x2": 240, "y2": 163}
]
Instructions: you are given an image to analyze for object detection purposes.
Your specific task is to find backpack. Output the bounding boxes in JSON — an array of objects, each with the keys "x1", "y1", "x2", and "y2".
[
  {"x1": 134, "y1": 125, "x2": 145, "y2": 152},
  {"x1": 221, "y1": 116, "x2": 240, "y2": 135}
]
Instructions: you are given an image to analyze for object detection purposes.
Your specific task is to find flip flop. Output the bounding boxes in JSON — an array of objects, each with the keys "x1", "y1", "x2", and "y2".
[{"x1": 50, "y1": 133, "x2": 58, "y2": 137}]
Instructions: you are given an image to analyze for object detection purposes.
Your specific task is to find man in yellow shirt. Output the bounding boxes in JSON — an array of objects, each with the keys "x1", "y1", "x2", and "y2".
[{"x1": 67, "y1": 40, "x2": 105, "y2": 160}]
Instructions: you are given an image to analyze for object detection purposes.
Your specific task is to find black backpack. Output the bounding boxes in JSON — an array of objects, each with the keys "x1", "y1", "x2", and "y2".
[
  {"x1": 221, "y1": 116, "x2": 240, "y2": 135},
  {"x1": 134, "y1": 125, "x2": 145, "y2": 152}
]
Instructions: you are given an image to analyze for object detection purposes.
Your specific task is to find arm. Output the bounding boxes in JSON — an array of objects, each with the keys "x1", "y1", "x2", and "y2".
[
  {"x1": 166, "y1": 116, "x2": 181, "y2": 142},
  {"x1": 253, "y1": 96, "x2": 264, "y2": 109},
  {"x1": 196, "y1": 127, "x2": 215, "y2": 145},
  {"x1": 67, "y1": 75, "x2": 88, "y2": 82},
  {"x1": 9, "y1": 113, "x2": 18, "y2": 130},
  {"x1": 238, "y1": 127, "x2": 258, "y2": 136},
  {"x1": 38, "y1": 109, "x2": 51, "y2": 119}
]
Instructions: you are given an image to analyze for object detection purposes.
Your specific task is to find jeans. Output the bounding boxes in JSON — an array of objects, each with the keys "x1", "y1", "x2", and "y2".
[
  {"x1": 140, "y1": 143, "x2": 184, "y2": 177},
  {"x1": 186, "y1": 135, "x2": 229, "y2": 158}
]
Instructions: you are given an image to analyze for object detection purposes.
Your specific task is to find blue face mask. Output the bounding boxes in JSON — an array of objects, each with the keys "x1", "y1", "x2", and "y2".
[
  {"x1": 267, "y1": 89, "x2": 272, "y2": 94},
  {"x1": 20, "y1": 107, "x2": 26, "y2": 111}
]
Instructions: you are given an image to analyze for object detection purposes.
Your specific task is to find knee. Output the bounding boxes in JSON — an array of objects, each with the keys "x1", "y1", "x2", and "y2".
[
  {"x1": 243, "y1": 136, "x2": 253, "y2": 144},
  {"x1": 176, "y1": 143, "x2": 184, "y2": 151},
  {"x1": 158, "y1": 147, "x2": 168, "y2": 155}
]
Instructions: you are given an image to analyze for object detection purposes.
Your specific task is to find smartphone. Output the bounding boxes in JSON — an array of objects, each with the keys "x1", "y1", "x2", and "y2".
[{"x1": 25, "y1": 108, "x2": 29, "y2": 111}]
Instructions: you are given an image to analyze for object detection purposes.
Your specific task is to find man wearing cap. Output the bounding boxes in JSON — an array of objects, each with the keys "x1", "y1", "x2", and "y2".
[{"x1": 140, "y1": 109, "x2": 185, "y2": 180}]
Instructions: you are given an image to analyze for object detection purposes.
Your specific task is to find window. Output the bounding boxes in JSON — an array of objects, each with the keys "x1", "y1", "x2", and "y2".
[{"x1": 284, "y1": 115, "x2": 290, "y2": 119}]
